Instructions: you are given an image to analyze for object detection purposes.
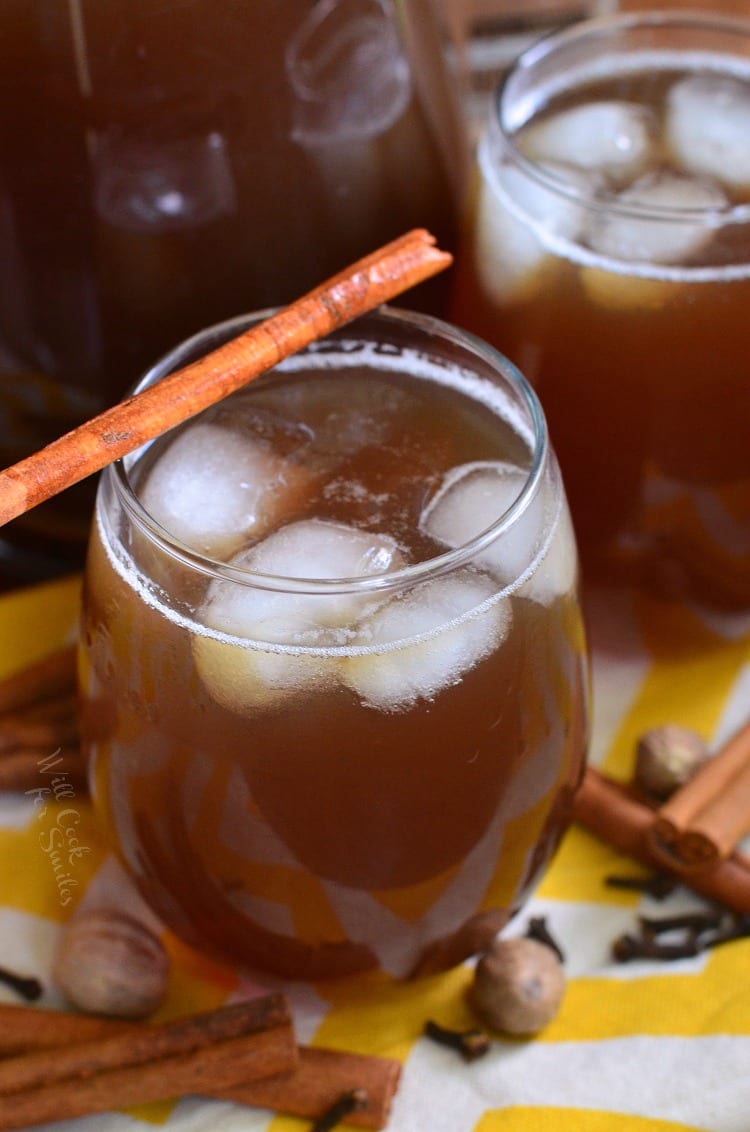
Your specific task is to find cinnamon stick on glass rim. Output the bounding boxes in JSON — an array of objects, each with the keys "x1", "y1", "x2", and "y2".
[
  {"x1": 572, "y1": 766, "x2": 750, "y2": 914},
  {"x1": 648, "y1": 718, "x2": 750, "y2": 869},
  {"x1": 0, "y1": 230, "x2": 451, "y2": 529}
]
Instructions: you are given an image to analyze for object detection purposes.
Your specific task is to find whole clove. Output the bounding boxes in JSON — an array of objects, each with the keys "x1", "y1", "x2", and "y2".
[
  {"x1": 524, "y1": 916, "x2": 565, "y2": 963},
  {"x1": 638, "y1": 911, "x2": 724, "y2": 938},
  {"x1": 612, "y1": 910, "x2": 750, "y2": 963},
  {"x1": 691, "y1": 912, "x2": 750, "y2": 951},
  {"x1": 0, "y1": 967, "x2": 42, "y2": 1002},
  {"x1": 310, "y1": 1088, "x2": 368, "y2": 1132},
  {"x1": 423, "y1": 1020, "x2": 491, "y2": 1062},
  {"x1": 612, "y1": 932, "x2": 699, "y2": 962},
  {"x1": 604, "y1": 872, "x2": 677, "y2": 900}
]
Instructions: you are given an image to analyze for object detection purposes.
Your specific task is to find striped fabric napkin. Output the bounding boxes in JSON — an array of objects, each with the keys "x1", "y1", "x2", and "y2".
[{"x1": 0, "y1": 576, "x2": 748, "y2": 1132}]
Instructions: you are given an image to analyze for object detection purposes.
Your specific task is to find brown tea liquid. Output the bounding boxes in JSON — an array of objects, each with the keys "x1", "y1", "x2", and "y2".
[
  {"x1": 452, "y1": 52, "x2": 750, "y2": 606},
  {"x1": 81, "y1": 345, "x2": 587, "y2": 979}
]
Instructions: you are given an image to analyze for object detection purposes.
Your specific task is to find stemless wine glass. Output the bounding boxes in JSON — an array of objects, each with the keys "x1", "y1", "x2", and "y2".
[
  {"x1": 79, "y1": 306, "x2": 588, "y2": 980},
  {"x1": 452, "y1": 10, "x2": 750, "y2": 609}
]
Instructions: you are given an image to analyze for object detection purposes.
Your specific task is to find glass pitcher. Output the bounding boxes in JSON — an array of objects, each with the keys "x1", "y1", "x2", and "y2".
[{"x1": 0, "y1": 0, "x2": 468, "y2": 579}]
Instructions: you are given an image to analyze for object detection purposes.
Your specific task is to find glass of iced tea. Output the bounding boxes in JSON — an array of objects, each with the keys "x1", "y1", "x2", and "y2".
[
  {"x1": 79, "y1": 307, "x2": 588, "y2": 980},
  {"x1": 452, "y1": 11, "x2": 750, "y2": 608}
]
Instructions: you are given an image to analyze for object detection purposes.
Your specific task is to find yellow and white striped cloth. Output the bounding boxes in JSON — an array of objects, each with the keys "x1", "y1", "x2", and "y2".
[{"x1": 1, "y1": 575, "x2": 749, "y2": 1132}]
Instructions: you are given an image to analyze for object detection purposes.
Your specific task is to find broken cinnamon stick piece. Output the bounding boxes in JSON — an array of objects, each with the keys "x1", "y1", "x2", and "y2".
[
  {"x1": 649, "y1": 717, "x2": 750, "y2": 868},
  {"x1": 0, "y1": 1004, "x2": 401, "y2": 1130},
  {"x1": 0, "y1": 230, "x2": 452, "y2": 528},
  {"x1": 572, "y1": 766, "x2": 750, "y2": 914},
  {"x1": 0, "y1": 996, "x2": 296, "y2": 1132},
  {"x1": 0, "y1": 647, "x2": 76, "y2": 717}
]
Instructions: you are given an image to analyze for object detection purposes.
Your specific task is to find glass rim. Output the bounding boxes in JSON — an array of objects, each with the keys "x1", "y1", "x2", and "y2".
[
  {"x1": 107, "y1": 304, "x2": 550, "y2": 595},
  {"x1": 493, "y1": 7, "x2": 750, "y2": 227}
]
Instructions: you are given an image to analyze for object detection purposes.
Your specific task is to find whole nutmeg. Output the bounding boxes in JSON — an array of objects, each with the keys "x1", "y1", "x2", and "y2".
[
  {"x1": 634, "y1": 724, "x2": 708, "y2": 799},
  {"x1": 53, "y1": 908, "x2": 169, "y2": 1019},
  {"x1": 468, "y1": 936, "x2": 565, "y2": 1035}
]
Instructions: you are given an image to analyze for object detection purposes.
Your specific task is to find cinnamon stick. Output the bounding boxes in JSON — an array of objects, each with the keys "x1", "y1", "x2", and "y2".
[
  {"x1": 649, "y1": 718, "x2": 750, "y2": 868},
  {"x1": 0, "y1": 716, "x2": 78, "y2": 754},
  {"x1": 0, "y1": 647, "x2": 76, "y2": 716},
  {"x1": 572, "y1": 766, "x2": 750, "y2": 914},
  {"x1": 0, "y1": 230, "x2": 452, "y2": 528},
  {"x1": 0, "y1": 1005, "x2": 401, "y2": 1130},
  {"x1": 0, "y1": 649, "x2": 83, "y2": 794},
  {"x1": 224, "y1": 1047, "x2": 400, "y2": 1130},
  {"x1": 13, "y1": 691, "x2": 78, "y2": 725},
  {"x1": 0, "y1": 747, "x2": 87, "y2": 794},
  {"x1": 0, "y1": 996, "x2": 297, "y2": 1132}
]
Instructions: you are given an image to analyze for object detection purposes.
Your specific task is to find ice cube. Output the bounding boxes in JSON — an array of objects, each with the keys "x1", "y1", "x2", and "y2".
[
  {"x1": 139, "y1": 421, "x2": 315, "y2": 559},
  {"x1": 419, "y1": 460, "x2": 576, "y2": 603},
  {"x1": 588, "y1": 172, "x2": 727, "y2": 264},
  {"x1": 667, "y1": 74, "x2": 750, "y2": 190},
  {"x1": 247, "y1": 517, "x2": 403, "y2": 585},
  {"x1": 193, "y1": 519, "x2": 403, "y2": 711},
  {"x1": 579, "y1": 265, "x2": 678, "y2": 312},
  {"x1": 475, "y1": 141, "x2": 597, "y2": 303},
  {"x1": 521, "y1": 101, "x2": 655, "y2": 185},
  {"x1": 94, "y1": 129, "x2": 236, "y2": 231},
  {"x1": 537, "y1": 489, "x2": 578, "y2": 604},
  {"x1": 250, "y1": 373, "x2": 416, "y2": 463},
  {"x1": 287, "y1": 0, "x2": 410, "y2": 144},
  {"x1": 421, "y1": 461, "x2": 527, "y2": 568},
  {"x1": 342, "y1": 570, "x2": 511, "y2": 711}
]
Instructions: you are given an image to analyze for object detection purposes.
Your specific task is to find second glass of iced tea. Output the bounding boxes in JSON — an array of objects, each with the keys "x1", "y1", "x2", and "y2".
[
  {"x1": 80, "y1": 307, "x2": 588, "y2": 981},
  {"x1": 452, "y1": 11, "x2": 750, "y2": 609}
]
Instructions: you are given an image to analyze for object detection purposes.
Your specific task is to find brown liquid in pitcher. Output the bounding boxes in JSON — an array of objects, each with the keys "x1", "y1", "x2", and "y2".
[{"x1": 0, "y1": 0, "x2": 463, "y2": 571}]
